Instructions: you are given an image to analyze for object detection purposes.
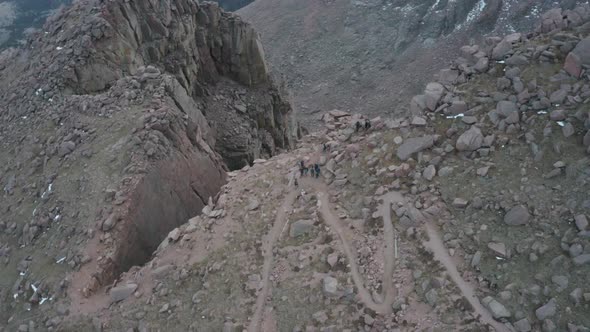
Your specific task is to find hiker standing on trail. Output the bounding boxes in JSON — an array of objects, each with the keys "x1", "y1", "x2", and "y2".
[
  {"x1": 365, "y1": 119, "x2": 371, "y2": 131},
  {"x1": 300, "y1": 160, "x2": 307, "y2": 176},
  {"x1": 310, "y1": 166, "x2": 315, "y2": 177},
  {"x1": 314, "y1": 164, "x2": 320, "y2": 178},
  {"x1": 355, "y1": 121, "x2": 362, "y2": 132}
]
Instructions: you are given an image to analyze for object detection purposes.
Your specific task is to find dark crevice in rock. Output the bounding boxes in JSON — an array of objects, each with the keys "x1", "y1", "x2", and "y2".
[{"x1": 190, "y1": 182, "x2": 208, "y2": 207}]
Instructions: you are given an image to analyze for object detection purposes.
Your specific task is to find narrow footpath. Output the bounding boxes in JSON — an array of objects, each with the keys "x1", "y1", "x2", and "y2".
[
  {"x1": 304, "y1": 178, "x2": 397, "y2": 314},
  {"x1": 422, "y1": 223, "x2": 510, "y2": 332},
  {"x1": 248, "y1": 190, "x2": 297, "y2": 332}
]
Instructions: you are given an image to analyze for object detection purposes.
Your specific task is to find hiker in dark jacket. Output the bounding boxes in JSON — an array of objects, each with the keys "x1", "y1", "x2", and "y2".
[
  {"x1": 365, "y1": 119, "x2": 371, "y2": 130},
  {"x1": 314, "y1": 164, "x2": 320, "y2": 178},
  {"x1": 355, "y1": 121, "x2": 362, "y2": 132},
  {"x1": 310, "y1": 166, "x2": 315, "y2": 177}
]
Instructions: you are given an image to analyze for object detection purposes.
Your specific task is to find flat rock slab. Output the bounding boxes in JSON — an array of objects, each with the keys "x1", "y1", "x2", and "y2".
[
  {"x1": 396, "y1": 136, "x2": 434, "y2": 161},
  {"x1": 290, "y1": 219, "x2": 314, "y2": 238},
  {"x1": 504, "y1": 205, "x2": 530, "y2": 225},
  {"x1": 535, "y1": 298, "x2": 557, "y2": 320},
  {"x1": 110, "y1": 283, "x2": 138, "y2": 303},
  {"x1": 456, "y1": 126, "x2": 484, "y2": 151},
  {"x1": 482, "y1": 296, "x2": 511, "y2": 319},
  {"x1": 573, "y1": 254, "x2": 590, "y2": 266},
  {"x1": 152, "y1": 264, "x2": 175, "y2": 280}
]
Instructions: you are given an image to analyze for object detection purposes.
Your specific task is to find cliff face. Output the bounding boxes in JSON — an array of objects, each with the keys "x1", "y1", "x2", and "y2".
[
  {"x1": 0, "y1": 0, "x2": 296, "y2": 326},
  {"x1": 49, "y1": 0, "x2": 296, "y2": 168}
]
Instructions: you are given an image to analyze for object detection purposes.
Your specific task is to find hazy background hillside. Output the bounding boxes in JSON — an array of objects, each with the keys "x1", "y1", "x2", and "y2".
[
  {"x1": 238, "y1": 0, "x2": 589, "y2": 127},
  {"x1": 0, "y1": 0, "x2": 71, "y2": 48}
]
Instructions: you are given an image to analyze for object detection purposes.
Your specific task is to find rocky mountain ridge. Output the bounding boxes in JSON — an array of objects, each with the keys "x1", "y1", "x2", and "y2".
[
  {"x1": 0, "y1": 0, "x2": 296, "y2": 329},
  {"x1": 57, "y1": 4, "x2": 590, "y2": 331},
  {"x1": 1, "y1": 1, "x2": 590, "y2": 332},
  {"x1": 53, "y1": 9, "x2": 590, "y2": 327}
]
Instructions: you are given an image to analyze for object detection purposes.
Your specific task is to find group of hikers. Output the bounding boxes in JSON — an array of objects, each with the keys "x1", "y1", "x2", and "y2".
[
  {"x1": 294, "y1": 160, "x2": 321, "y2": 187},
  {"x1": 292, "y1": 118, "x2": 371, "y2": 187},
  {"x1": 355, "y1": 118, "x2": 371, "y2": 132},
  {"x1": 300, "y1": 160, "x2": 321, "y2": 178}
]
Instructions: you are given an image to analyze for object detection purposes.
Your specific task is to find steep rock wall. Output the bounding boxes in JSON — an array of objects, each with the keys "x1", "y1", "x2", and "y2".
[
  {"x1": 58, "y1": 0, "x2": 296, "y2": 168},
  {"x1": 0, "y1": 0, "x2": 297, "y2": 321}
]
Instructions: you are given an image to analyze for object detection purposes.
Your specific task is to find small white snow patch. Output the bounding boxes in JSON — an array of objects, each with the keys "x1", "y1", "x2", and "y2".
[
  {"x1": 446, "y1": 113, "x2": 465, "y2": 119},
  {"x1": 455, "y1": 0, "x2": 486, "y2": 31}
]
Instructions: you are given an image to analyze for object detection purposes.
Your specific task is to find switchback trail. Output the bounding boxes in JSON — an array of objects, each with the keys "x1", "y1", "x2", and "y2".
[
  {"x1": 422, "y1": 222, "x2": 510, "y2": 332},
  {"x1": 375, "y1": 191, "x2": 404, "y2": 312},
  {"x1": 248, "y1": 189, "x2": 297, "y2": 332},
  {"x1": 304, "y1": 178, "x2": 397, "y2": 314}
]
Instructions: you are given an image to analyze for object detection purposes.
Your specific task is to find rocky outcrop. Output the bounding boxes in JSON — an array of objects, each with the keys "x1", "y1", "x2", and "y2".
[
  {"x1": 536, "y1": 5, "x2": 590, "y2": 34},
  {"x1": 3, "y1": 0, "x2": 296, "y2": 169},
  {"x1": 0, "y1": 0, "x2": 297, "y2": 323}
]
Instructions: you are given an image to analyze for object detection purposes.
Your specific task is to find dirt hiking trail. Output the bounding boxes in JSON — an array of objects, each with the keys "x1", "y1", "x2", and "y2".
[
  {"x1": 422, "y1": 222, "x2": 510, "y2": 332},
  {"x1": 248, "y1": 190, "x2": 297, "y2": 332},
  {"x1": 249, "y1": 173, "x2": 510, "y2": 330},
  {"x1": 304, "y1": 179, "x2": 397, "y2": 314}
]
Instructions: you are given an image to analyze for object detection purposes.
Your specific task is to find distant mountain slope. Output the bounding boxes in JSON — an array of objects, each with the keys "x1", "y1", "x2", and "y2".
[
  {"x1": 211, "y1": 0, "x2": 254, "y2": 11},
  {"x1": 239, "y1": 0, "x2": 589, "y2": 128},
  {"x1": 0, "y1": 0, "x2": 71, "y2": 49}
]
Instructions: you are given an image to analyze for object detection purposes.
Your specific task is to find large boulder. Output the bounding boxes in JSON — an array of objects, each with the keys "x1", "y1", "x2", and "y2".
[
  {"x1": 456, "y1": 126, "x2": 484, "y2": 151},
  {"x1": 564, "y1": 52, "x2": 583, "y2": 78},
  {"x1": 565, "y1": 37, "x2": 590, "y2": 77},
  {"x1": 537, "y1": 8, "x2": 566, "y2": 33},
  {"x1": 396, "y1": 136, "x2": 435, "y2": 160},
  {"x1": 410, "y1": 95, "x2": 427, "y2": 115},
  {"x1": 535, "y1": 298, "x2": 557, "y2": 320},
  {"x1": 290, "y1": 220, "x2": 314, "y2": 238},
  {"x1": 495, "y1": 100, "x2": 519, "y2": 124},
  {"x1": 438, "y1": 69, "x2": 459, "y2": 85},
  {"x1": 482, "y1": 296, "x2": 511, "y2": 319},
  {"x1": 110, "y1": 284, "x2": 138, "y2": 303},
  {"x1": 447, "y1": 100, "x2": 468, "y2": 115},
  {"x1": 473, "y1": 57, "x2": 489, "y2": 72},
  {"x1": 492, "y1": 33, "x2": 522, "y2": 60},
  {"x1": 424, "y1": 82, "x2": 445, "y2": 111},
  {"x1": 492, "y1": 39, "x2": 512, "y2": 60},
  {"x1": 504, "y1": 205, "x2": 530, "y2": 226},
  {"x1": 322, "y1": 276, "x2": 339, "y2": 297}
]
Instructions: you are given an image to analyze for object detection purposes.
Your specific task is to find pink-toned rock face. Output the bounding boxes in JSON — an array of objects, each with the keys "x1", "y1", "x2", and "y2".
[{"x1": 564, "y1": 50, "x2": 583, "y2": 78}]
